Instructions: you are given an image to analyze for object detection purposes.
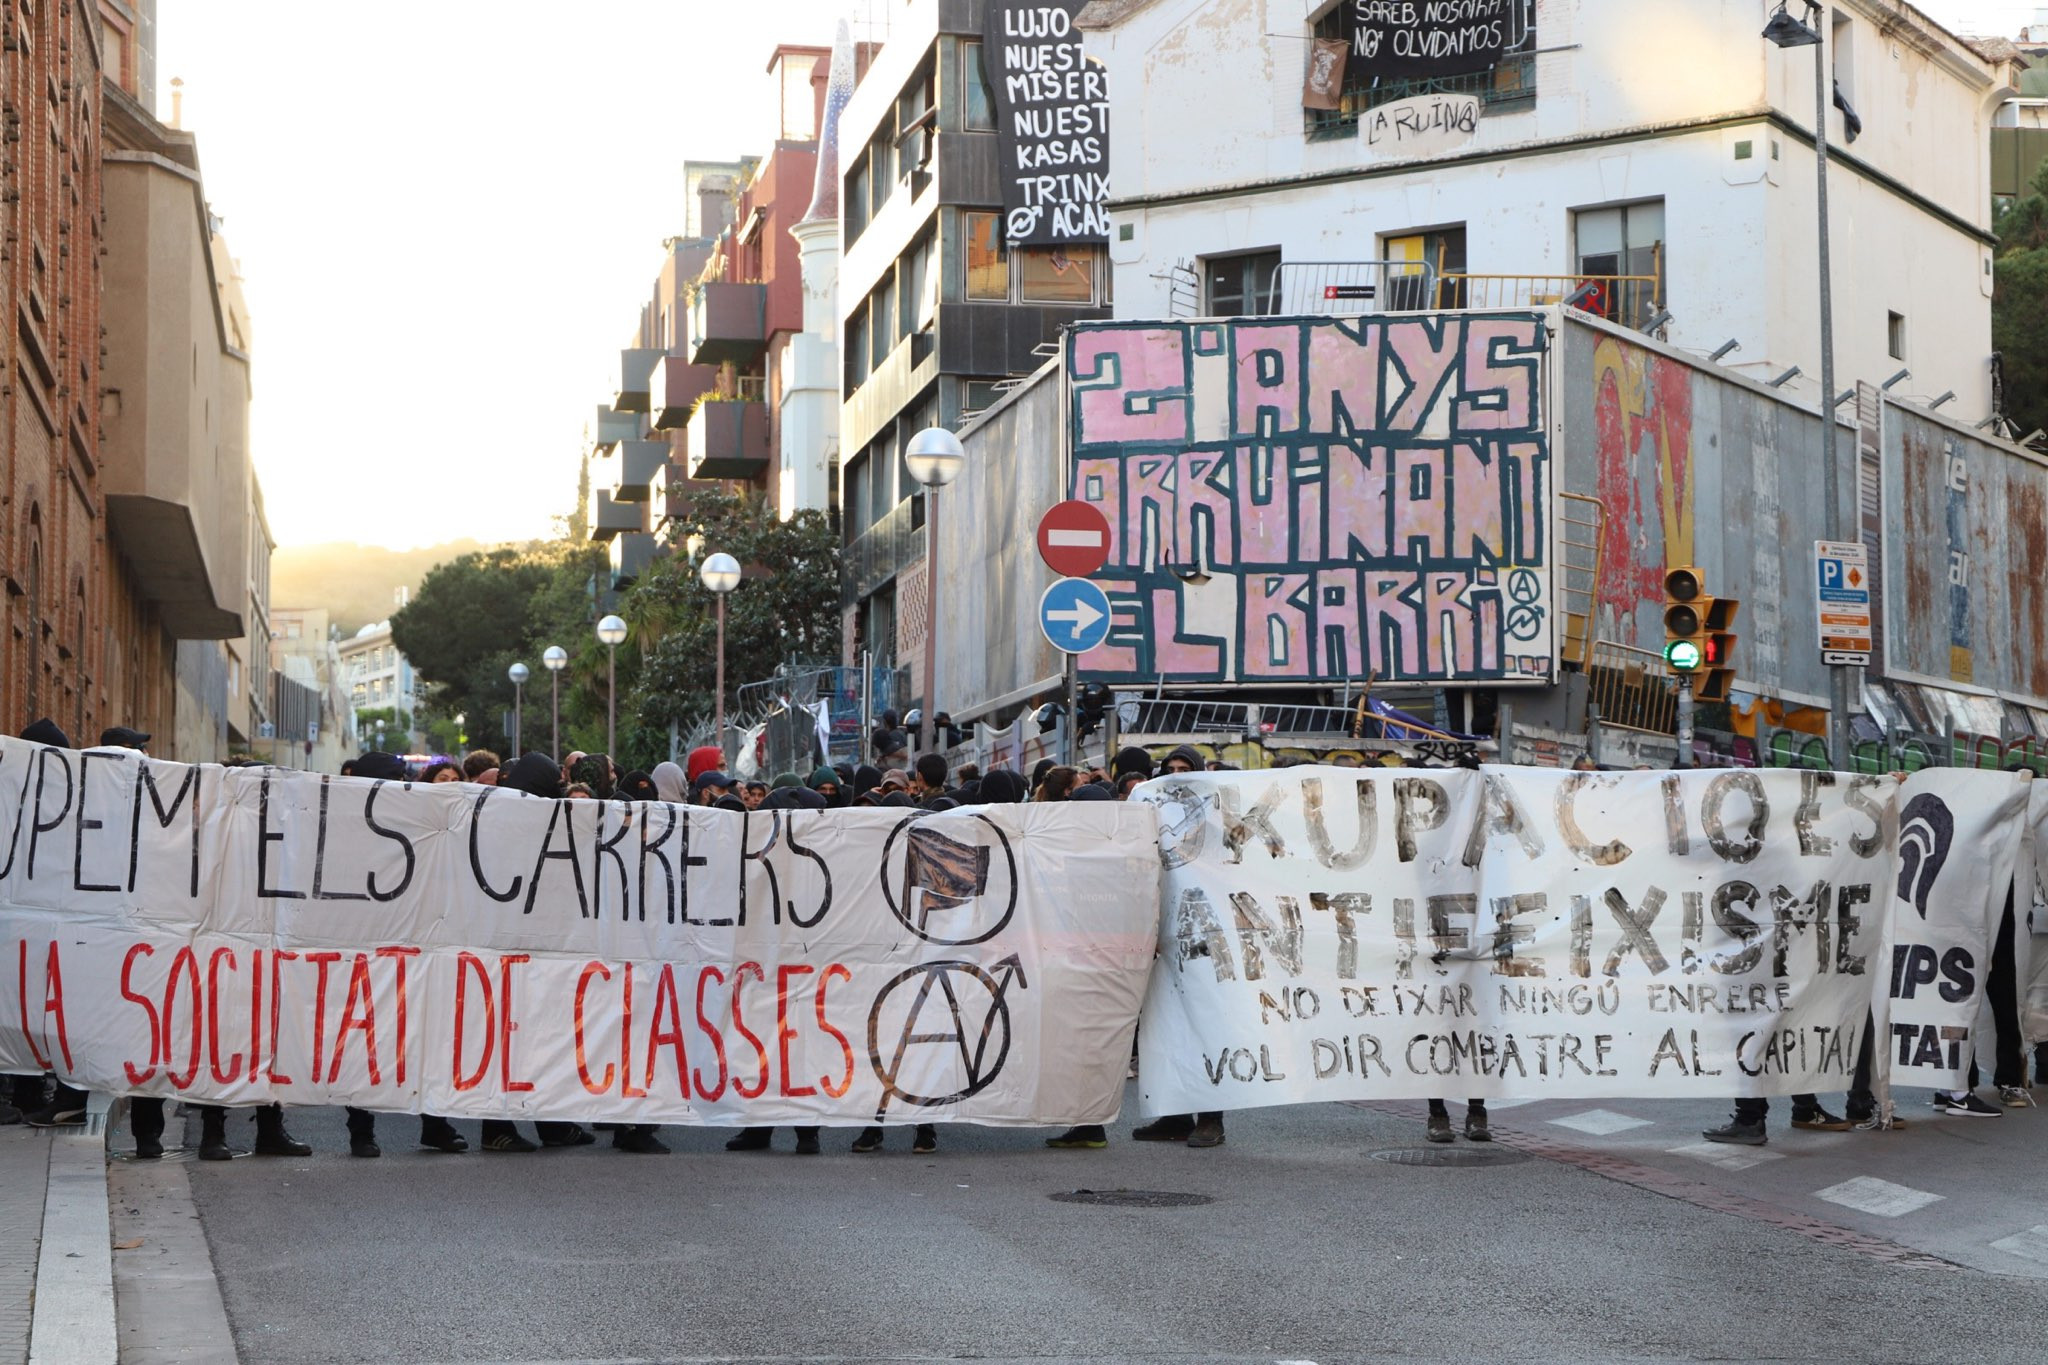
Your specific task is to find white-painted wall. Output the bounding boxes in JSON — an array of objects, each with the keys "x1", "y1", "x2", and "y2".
[
  {"x1": 782, "y1": 218, "x2": 841, "y2": 517},
  {"x1": 1086, "y1": 0, "x2": 2013, "y2": 414}
]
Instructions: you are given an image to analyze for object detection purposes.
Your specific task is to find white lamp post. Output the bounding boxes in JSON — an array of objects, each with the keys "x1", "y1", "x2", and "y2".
[
  {"x1": 904, "y1": 427, "x2": 966, "y2": 757},
  {"x1": 542, "y1": 645, "x2": 568, "y2": 760},
  {"x1": 699, "y1": 552, "x2": 742, "y2": 764},
  {"x1": 508, "y1": 662, "x2": 529, "y2": 756},
  {"x1": 596, "y1": 615, "x2": 628, "y2": 756}
]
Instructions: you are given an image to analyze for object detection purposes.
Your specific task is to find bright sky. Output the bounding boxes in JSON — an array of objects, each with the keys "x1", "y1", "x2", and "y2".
[
  {"x1": 159, "y1": 1, "x2": 2033, "y2": 552},
  {"x1": 158, "y1": 0, "x2": 854, "y2": 551}
]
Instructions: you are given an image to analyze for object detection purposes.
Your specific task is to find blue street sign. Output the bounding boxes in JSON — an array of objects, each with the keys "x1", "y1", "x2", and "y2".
[{"x1": 1038, "y1": 577, "x2": 1113, "y2": 655}]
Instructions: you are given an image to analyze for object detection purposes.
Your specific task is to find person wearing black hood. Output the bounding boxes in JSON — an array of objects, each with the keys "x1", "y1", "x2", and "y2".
[
  {"x1": 337, "y1": 752, "x2": 468, "y2": 1158},
  {"x1": 976, "y1": 768, "x2": 1030, "y2": 805},
  {"x1": 1159, "y1": 745, "x2": 1204, "y2": 776},
  {"x1": 476, "y1": 753, "x2": 596, "y2": 1153}
]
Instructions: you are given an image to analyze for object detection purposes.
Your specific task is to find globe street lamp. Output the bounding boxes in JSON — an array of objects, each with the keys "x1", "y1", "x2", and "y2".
[
  {"x1": 508, "y1": 662, "x2": 530, "y2": 756},
  {"x1": 700, "y1": 552, "x2": 742, "y2": 764},
  {"x1": 596, "y1": 615, "x2": 628, "y2": 757},
  {"x1": 542, "y1": 645, "x2": 568, "y2": 760},
  {"x1": 904, "y1": 427, "x2": 966, "y2": 758},
  {"x1": 1764, "y1": 0, "x2": 1850, "y2": 771}
]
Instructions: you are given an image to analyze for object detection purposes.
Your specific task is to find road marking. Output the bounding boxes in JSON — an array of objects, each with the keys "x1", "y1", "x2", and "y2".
[
  {"x1": 1479, "y1": 1098, "x2": 1536, "y2": 1110},
  {"x1": 1548, "y1": 1109, "x2": 1652, "y2": 1136},
  {"x1": 1814, "y1": 1176, "x2": 1943, "y2": 1218},
  {"x1": 1667, "y1": 1141, "x2": 1784, "y2": 1172},
  {"x1": 1990, "y1": 1225, "x2": 2048, "y2": 1265}
]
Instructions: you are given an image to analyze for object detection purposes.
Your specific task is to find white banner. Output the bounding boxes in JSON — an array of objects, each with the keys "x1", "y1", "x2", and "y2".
[
  {"x1": 0, "y1": 738, "x2": 1161, "y2": 1126},
  {"x1": 1135, "y1": 766, "x2": 2031, "y2": 1113}
]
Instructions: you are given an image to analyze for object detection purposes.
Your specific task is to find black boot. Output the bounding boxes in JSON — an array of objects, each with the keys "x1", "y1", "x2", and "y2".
[
  {"x1": 198, "y1": 1106, "x2": 235, "y2": 1161},
  {"x1": 131, "y1": 1097, "x2": 166, "y2": 1159},
  {"x1": 725, "y1": 1126, "x2": 773, "y2": 1152},
  {"x1": 793, "y1": 1126, "x2": 821, "y2": 1155},
  {"x1": 252, "y1": 1104, "x2": 312, "y2": 1157},
  {"x1": 345, "y1": 1106, "x2": 380, "y2": 1159},
  {"x1": 420, "y1": 1116, "x2": 467, "y2": 1153},
  {"x1": 612, "y1": 1124, "x2": 669, "y2": 1154}
]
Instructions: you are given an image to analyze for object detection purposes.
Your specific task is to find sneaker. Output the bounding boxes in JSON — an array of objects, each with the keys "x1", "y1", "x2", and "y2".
[
  {"x1": 134, "y1": 1135, "x2": 164, "y2": 1160},
  {"x1": 793, "y1": 1130, "x2": 821, "y2": 1155},
  {"x1": 1131, "y1": 1116, "x2": 1194, "y2": 1142},
  {"x1": 350, "y1": 1138, "x2": 381, "y2": 1159},
  {"x1": 1851, "y1": 1114, "x2": 1909, "y2": 1131},
  {"x1": 612, "y1": 1128, "x2": 670, "y2": 1155},
  {"x1": 538, "y1": 1124, "x2": 594, "y2": 1148},
  {"x1": 1939, "y1": 1092, "x2": 2003, "y2": 1117},
  {"x1": 0, "y1": 1100, "x2": 22, "y2": 1125},
  {"x1": 1702, "y1": 1117, "x2": 1768, "y2": 1146},
  {"x1": 419, "y1": 1122, "x2": 468, "y2": 1154},
  {"x1": 725, "y1": 1128, "x2": 772, "y2": 1152},
  {"x1": 1463, "y1": 1111, "x2": 1492, "y2": 1142},
  {"x1": 1044, "y1": 1125, "x2": 1107, "y2": 1149},
  {"x1": 912, "y1": 1125, "x2": 938, "y2": 1155},
  {"x1": 1791, "y1": 1107, "x2": 1852, "y2": 1131},
  {"x1": 1426, "y1": 1112, "x2": 1454, "y2": 1143},
  {"x1": 482, "y1": 1132, "x2": 538, "y2": 1153},
  {"x1": 850, "y1": 1127, "x2": 885, "y2": 1153},
  {"x1": 1997, "y1": 1085, "x2": 2034, "y2": 1108},
  {"x1": 25, "y1": 1104, "x2": 86, "y2": 1128},
  {"x1": 1186, "y1": 1114, "x2": 1225, "y2": 1149}
]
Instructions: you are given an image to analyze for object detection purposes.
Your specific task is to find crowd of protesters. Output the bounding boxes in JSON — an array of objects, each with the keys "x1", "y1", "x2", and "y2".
[{"x1": 3, "y1": 712, "x2": 2039, "y2": 1162}]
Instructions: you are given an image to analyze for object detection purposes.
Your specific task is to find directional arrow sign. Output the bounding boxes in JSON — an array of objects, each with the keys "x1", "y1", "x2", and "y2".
[
  {"x1": 1036, "y1": 500, "x2": 1113, "y2": 578},
  {"x1": 1038, "y1": 577, "x2": 1113, "y2": 655}
]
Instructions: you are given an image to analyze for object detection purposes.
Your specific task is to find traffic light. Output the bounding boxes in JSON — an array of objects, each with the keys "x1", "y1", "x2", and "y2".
[
  {"x1": 1663, "y1": 566, "x2": 1741, "y2": 699},
  {"x1": 1696, "y1": 596, "x2": 1741, "y2": 702},
  {"x1": 1663, "y1": 566, "x2": 1707, "y2": 671}
]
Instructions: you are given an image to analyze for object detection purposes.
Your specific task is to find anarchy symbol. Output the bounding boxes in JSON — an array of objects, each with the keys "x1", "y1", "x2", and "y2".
[{"x1": 866, "y1": 955, "x2": 1027, "y2": 1120}]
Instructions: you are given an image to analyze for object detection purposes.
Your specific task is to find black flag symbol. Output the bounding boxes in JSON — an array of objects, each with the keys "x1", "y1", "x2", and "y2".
[{"x1": 903, "y1": 823, "x2": 991, "y2": 930}]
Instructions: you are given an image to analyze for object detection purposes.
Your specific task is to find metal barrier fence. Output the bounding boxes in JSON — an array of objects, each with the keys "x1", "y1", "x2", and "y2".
[
  {"x1": 1555, "y1": 493, "x2": 1606, "y2": 669},
  {"x1": 1444, "y1": 272, "x2": 1661, "y2": 329},
  {"x1": 1586, "y1": 639, "x2": 1677, "y2": 736},
  {"x1": 1274, "y1": 261, "x2": 1439, "y2": 316}
]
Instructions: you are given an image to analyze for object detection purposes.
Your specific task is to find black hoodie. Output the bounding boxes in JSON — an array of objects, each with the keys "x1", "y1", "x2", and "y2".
[
  {"x1": 499, "y1": 751, "x2": 565, "y2": 800},
  {"x1": 19, "y1": 718, "x2": 69, "y2": 748},
  {"x1": 978, "y1": 770, "x2": 1029, "y2": 804}
]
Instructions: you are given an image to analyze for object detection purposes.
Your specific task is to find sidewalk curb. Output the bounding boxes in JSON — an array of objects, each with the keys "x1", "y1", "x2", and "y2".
[{"x1": 28, "y1": 1128, "x2": 117, "y2": 1365}]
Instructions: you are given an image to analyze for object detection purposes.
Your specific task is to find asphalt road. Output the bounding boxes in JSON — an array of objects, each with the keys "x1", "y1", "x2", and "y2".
[{"x1": 147, "y1": 1088, "x2": 2048, "y2": 1364}]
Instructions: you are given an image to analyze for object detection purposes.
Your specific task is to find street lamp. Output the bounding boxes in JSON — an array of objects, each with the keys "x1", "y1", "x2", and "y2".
[
  {"x1": 508, "y1": 662, "x2": 529, "y2": 757},
  {"x1": 700, "y1": 553, "x2": 742, "y2": 764},
  {"x1": 596, "y1": 614, "x2": 628, "y2": 757},
  {"x1": 542, "y1": 645, "x2": 568, "y2": 760},
  {"x1": 904, "y1": 427, "x2": 966, "y2": 757},
  {"x1": 374, "y1": 718, "x2": 386, "y2": 754},
  {"x1": 1764, "y1": 0, "x2": 1850, "y2": 771}
]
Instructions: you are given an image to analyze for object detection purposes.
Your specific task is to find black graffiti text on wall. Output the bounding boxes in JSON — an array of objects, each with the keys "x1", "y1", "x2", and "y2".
[{"x1": 1346, "y1": 0, "x2": 1530, "y2": 81}]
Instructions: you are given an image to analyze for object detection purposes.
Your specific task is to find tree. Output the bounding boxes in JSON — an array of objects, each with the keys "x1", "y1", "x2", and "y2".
[
  {"x1": 1994, "y1": 159, "x2": 2048, "y2": 441},
  {"x1": 619, "y1": 490, "x2": 842, "y2": 764}
]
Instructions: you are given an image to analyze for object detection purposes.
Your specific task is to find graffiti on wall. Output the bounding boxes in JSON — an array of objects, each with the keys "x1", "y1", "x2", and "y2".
[
  {"x1": 1066, "y1": 314, "x2": 1553, "y2": 686},
  {"x1": 1591, "y1": 333, "x2": 1695, "y2": 644}
]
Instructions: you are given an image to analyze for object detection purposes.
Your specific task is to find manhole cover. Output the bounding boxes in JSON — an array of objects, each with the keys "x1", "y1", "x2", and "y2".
[
  {"x1": 1370, "y1": 1146, "x2": 1533, "y2": 1168},
  {"x1": 1049, "y1": 1188, "x2": 1214, "y2": 1207}
]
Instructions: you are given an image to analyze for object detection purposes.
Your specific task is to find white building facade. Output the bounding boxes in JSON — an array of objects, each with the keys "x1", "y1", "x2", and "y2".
[
  {"x1": 339, "y1": 620, "x2": 417, "y2": 749},
  {"x1": 1082, "y1": 0, "x2": 2018, "y2": 415}
]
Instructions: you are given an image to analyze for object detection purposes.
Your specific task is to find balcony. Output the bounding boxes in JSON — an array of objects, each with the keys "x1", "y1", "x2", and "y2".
[
  {"x1": 591, "y1": 405, "x2": 640, "y2": 452},
  {"x1": 612, "y1": 440, "x2": 668, "y2": 502},
  {"x1": 1305, "y1": 51, "x2": 1536, "y2": 140},
  {"x1": 650, "y1": 355, "x2": 719, "y2": 429},
  {"x1": 587, "y1": 489, "x2": 645, "y2": 542},
  {"x1": 614, "y1": 349, "x2": 663, "y2": 412},
  {"x1": 609, "y1": 531, "x2": 662, "y2": 590},
  {"x1": 689, "y1": 282, "x2": 768, "y2": 366},
  {"x1": 687, "y1": 398, "x2": 770, "y2": 481}
]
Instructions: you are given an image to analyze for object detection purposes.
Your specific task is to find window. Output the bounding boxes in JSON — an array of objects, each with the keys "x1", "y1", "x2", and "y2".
[
  {"x1": 846, "y1": 154, "x2": 871, "y2": 243},
  {"x1": 1019, "y1": 247, "x2": 1098, "y2": 303},
  {"x1": 1888, "y1": 311, "x2": 1907, "y2": 362},
  {"x1": 1383, "y1": 226, "x2": 1467, "y2": 308},
  {"x1": 1204, "y1": 251, "x2": 1281, "y2": 317},
  {"x1": 965, "y1": 212, "x2": 1009, "y2": 300},
  {"x1": 847, "y1": 304, "x2": 871, "y2": 389},
  {"x1": 963, "y1": 41, "x2": 997, "y2": 131},
  {"x1": 869, "y1": 129, "x2": 896, "y2": 222},
  {"x1": 898, "y1": 58, "x2": 936, "y2": 179},
  {"x1": 1305, "y1": 1, "x2": 1538, "y2": 139},
  {"x1": 1573, "y1": 200, "x2": 1665, "y2": 327},
  {"x1": 899, "y1": 229, "x2": 935, "y2": 337},
  {"x1": 870, "y1": 276, "x2": 895, "y2": 370}
]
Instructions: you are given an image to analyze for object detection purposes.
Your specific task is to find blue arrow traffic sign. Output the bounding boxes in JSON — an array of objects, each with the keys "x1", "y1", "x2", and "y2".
[{"x1": 1038, "y1": 577, "x2": 1113, "y2": 655}]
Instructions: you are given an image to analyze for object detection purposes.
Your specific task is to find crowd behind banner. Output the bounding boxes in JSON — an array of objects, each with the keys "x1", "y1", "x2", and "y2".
[{"x1": 1, "y1": 724, "x2": 2042, "y2": 1149}]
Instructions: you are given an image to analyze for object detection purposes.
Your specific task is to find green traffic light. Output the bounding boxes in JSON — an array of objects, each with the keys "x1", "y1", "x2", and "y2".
[{"x1": 1664, "y1": 639, "x2": 1704, "y2": 671}]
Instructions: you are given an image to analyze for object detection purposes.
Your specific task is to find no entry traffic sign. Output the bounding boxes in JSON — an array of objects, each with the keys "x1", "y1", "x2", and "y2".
[{"x1": 1036, "y1": 500, "x2": 1112, "y2": 578}]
